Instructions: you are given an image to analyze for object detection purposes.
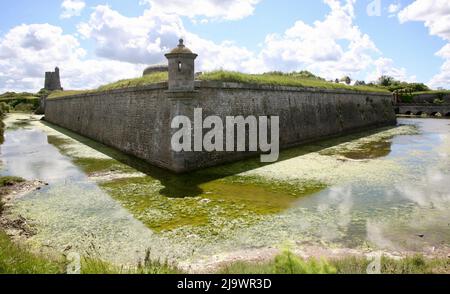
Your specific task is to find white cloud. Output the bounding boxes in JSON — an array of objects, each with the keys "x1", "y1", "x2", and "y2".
[
  {"x1": 398, "y1": 0, "x2": 450, "y2": 88},
  {"x1": 0, "y1": 23, "x2": 142, "y2": 92},
  {"x1": 366, "y1": 57, "x2": 416, "y2": 83},
  {"x1": 431, "y1": 45, "x2": 450, "y2": 87},
  {"x1": 436, "y1": 43, "x2": 450, "y2": 59},
  {"x1": 399, "y1": 0, "x2": 450, "y2": 41},
  {"x1": 255, "y1": 0, "x2": 386, "y2": 80},
  {"x1": 0, "y1": 5, "x2": 259, "y2": 92},
  {"x1": 140, "y1": 0, "x2": 260, "y2": 21},
  {"x1": 60, "y1": 0, "x2": 86, "y2": 19},
  {"x1": 77, "y1": 5, "x2": 259, "y2": 72},
  {"x1": 77, "y1": 5, "x2": 184, "y2": 65},
  {"x1": 0, "y1": 0, "x2": 413, "y2": 92}
]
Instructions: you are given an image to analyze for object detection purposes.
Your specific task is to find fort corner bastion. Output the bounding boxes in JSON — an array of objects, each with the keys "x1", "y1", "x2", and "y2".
[{"x1": 44, "y1": 40, "x2": 397, "y2": 173}]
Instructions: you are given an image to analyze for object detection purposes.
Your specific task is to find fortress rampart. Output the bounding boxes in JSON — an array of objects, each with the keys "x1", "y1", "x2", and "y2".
[
  {"x1": 44, "y1": 40, "x2": 397, "y2": 173},
  {"x1": 45, "y1": 81, "x2": 396, "y2": 173}
]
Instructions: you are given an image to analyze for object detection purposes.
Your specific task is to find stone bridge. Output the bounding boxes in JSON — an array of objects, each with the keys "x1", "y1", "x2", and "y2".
[{"x1": 395, "y1": 104, "x2": 450, "y2": 117}]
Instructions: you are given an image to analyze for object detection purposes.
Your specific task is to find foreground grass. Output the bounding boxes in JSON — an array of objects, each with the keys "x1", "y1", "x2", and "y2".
[
  {"x1": 0, "y1": 231, "x2": 65, "y2": 274},
  {"x1": 220, "y1": 251, "x2": 338, "y2": 274},
  {"x1": 0, "y1": 231, "x2": 181, "y2": 274},
  {"x1": 48, "y1": 70, "x2": 388, "y2": 99},
  {"x1": 81, "y1": 250, "x2": 181, "y2": 274},
  {"x1": 220, "y1": 251, "x2": 450, "y2": 274},
  {"x1": 0, "y1": 176, "x2": 62, "y2": 274},
  {"x1": 0, "y1": 236, "x2": 448, "y2": 274},
  {"x1": 331, "y1": 255, "x2": 449, "y2": 274}
]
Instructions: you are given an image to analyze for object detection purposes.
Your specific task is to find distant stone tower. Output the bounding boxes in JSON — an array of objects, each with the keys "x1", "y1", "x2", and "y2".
[
  {"x1": 44, "y1": 67, "x2": 63, "y2": 91},
  {"x1": 165, "y1": 39, "x2": 198, "y2": 92}
]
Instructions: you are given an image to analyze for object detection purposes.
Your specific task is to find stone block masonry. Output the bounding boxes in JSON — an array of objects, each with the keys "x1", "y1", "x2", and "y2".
[
  {"x1": 45, "y1": 82, "x2": 396, "y2": 173},
  {"x1": 44, "y1": 39, "x2": 396, "y2": 173}
]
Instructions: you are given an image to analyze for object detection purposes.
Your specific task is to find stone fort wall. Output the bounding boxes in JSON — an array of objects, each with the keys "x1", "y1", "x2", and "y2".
[
  {"x1": 45, "y1": 81, "x2": 396, "y2": 173},
  {"x1": 409, "y1": 93, "x2": 450, "y2": 104}
]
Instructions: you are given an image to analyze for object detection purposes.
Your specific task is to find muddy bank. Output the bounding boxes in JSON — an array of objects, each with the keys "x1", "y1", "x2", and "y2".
[{"x1": 0, "y1": 179, "x2": 45, "y2": 240}]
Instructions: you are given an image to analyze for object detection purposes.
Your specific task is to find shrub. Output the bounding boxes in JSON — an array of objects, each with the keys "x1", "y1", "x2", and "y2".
[
  {"x1": 433, "y1": 98, "x2": 445, "y2": 105},
  {"x1": 36, "y1": 88, "x2": 50, "y2": 99},
  {"x1": 400, "y1": 94, "x2": 414, "y2": 103},
  {"x1": 219, "y1": 250, "x2": 338, "y2": 274},
  {"x1": 14, "y1": 102, "x2": 36, "y2": 112},
  {"x1": 81, "y1": 249, "x2": 182, "y2": 274},
  {"x1": 273, "y1": 250, "x2": 337, "y2": 274},
  {"x1": 0, "y1": 102, "x2": 10, "y2": 113}
]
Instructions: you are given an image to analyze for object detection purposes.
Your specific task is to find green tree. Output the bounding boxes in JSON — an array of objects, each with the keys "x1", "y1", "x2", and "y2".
[{"x1": 378, "y1": 75, "x2": 395, "y2": 87}]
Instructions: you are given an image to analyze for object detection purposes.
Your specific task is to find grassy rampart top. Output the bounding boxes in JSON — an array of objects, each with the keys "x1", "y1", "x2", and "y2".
[
  {"x1": 412, "y1": 90, "x2": 450, "y2": 95},
  {"x1": 0, "y1": 92, "x2": 39, "y2": 101},
  {"x1": 198, "y1": 71, "x2": 388, "y2": 93},
  {"x1": 47, "y1": 71, "x2": 389, "y2": 99}
]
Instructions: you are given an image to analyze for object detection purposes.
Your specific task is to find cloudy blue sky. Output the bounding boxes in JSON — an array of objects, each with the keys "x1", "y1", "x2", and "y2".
[{"x1": 0, "y1": 0, "x2": 449, "y2": 92}]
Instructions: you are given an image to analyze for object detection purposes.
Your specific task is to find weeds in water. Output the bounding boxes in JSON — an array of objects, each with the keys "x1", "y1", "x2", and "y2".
[
  {"x1": 274, "y1": 251, "x2": 337, "y2": 274},
  {"x1": 81, "y1": 249, "x2": 181, "y2": 274},
  {"x1": 136, "y1": 249, "x2": 181, "y2": 274},
  {"x1": 219, "y1": 251, "x2": 450, "y2": 274},
  {"x1": 0, "y1": 176, "x2": 25, "y2": 187},
  {"x1": 220, "y1": 250, "x2": 337, "y2": 274},
  {"x1": 332, "y1": 254, "x2": 449, "y2": 274},
  {"x1": 73, "y1": 158, "x2": 135, "y2": 175}
]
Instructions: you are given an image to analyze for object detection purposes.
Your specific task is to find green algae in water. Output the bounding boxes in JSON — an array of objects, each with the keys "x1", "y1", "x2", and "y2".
[
  {"x1": 320, "y1": 140, "x2": 392, "y2": 160},
  {"x1": 318, "y1": 125, "x2": 419, "y2": 160},
  {"x1": 73, "y1": 158, "x2": 136, "y2": 175},
  {"x1": 46, "y1": 135, "x2": 73, "y2": 152},
  {"x1": 7, "y1": 119, "x2": 32, "y2": 130},
  {"x1": 47, "y1": 135, "x2": 136, "y2": 175},
  {"x1": 100, "y1": 176, "x2": 327, "y2": 234}
]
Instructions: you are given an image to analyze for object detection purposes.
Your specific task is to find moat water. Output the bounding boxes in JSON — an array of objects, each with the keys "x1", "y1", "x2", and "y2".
[{"x1": 1, "y1": 113, "x2": 449, "y2": 270}]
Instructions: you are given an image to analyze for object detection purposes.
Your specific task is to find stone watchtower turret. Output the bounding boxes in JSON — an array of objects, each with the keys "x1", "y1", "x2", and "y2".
[
  {"x1": 165, "y1": 39, "x2": 198, "y2": 92},
  {"x1": 44, "y1": 67, "x2": 63, "y2": 91}
]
